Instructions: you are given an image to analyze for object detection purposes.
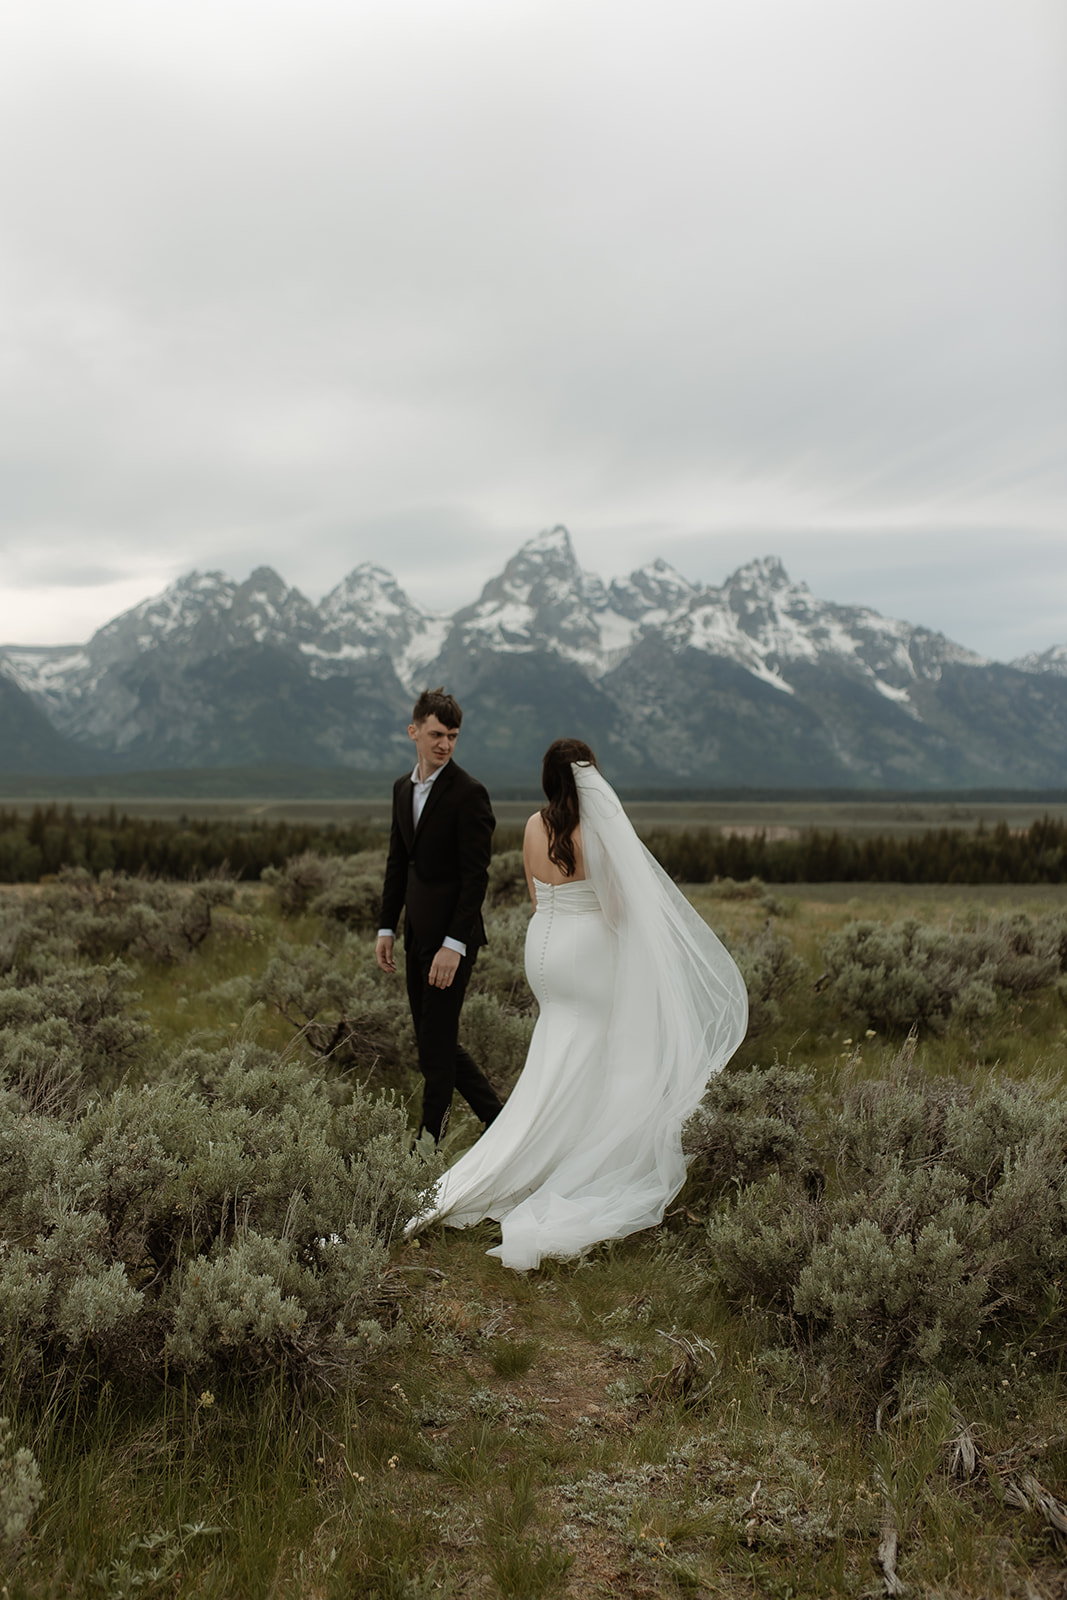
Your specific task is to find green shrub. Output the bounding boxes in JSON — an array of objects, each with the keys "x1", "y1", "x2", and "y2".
[
  {"x1": 253, "y1": 938, "x2": 414, "y2": 1077},
  {"x1": 704, "y1": 1051, "x2": 1067, "y2": 1394},
  {"x1": 261, "y1": 850, "x2": 337, "y2": 915},
  {"x1": 3, "y1": 869, "x2": 237, "y2": 970},
  {"x1": 0, "y1": 1050, "x2": 439, "y2": 1394},
  {"x1": 262, "y1": 849, "x2": 387, "y2": 928},
  {"x1": 702, "y1": 1171, "x2": 819, "y2": 1315},
  {"x1": 729, "y1": 925, "x2": 807, "y2": 1038},
  {"x1": 0, "y1": 959, "x2": 149, "y2": 1108},
  {"x1": 820, "y1": 911, "x2": 1067, "y2": 1037},
  {"x1": 307, "y1": 855, "x2": 387, "y2": 929},
  {"x1": 684, "y1": 1061, "x2": 817, "y2": 1194},
  {"x1": 0, "y1": 1416, "x2": 41, "y2": 1548},
  {"x1": 51, "y1": 868, "x2": 235, "y2": 963},
  {"x1": 460, "y1": 993, "x2": 535, "y2": 1093},
  {"x1": 471, "y1": 906, "x2": 535, "y2": 1016},
  {"x1": 486, "y1": 850, "x2": 529, "y2": 910}
]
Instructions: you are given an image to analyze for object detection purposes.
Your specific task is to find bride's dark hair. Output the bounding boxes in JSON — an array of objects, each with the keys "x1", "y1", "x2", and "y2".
[{"x1": 540, "y1": 738, "x2": 598, "y2": 878}]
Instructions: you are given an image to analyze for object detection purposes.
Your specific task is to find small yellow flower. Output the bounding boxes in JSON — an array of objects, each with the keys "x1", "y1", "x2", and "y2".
[
  {"x1": 387, "y1": 1455, "x2": 399, "y2": 1470},
  {"x1": 198, "y1": 1390, "x2": 215, "y2": 1408}
]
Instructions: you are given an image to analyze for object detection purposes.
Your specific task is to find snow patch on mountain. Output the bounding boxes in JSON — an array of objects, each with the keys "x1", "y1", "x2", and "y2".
[
  {"x1": 609, "y1": 556, "x2": 697, "y2": 620},
  {"x1": 92, "y1": 571, "x2": 238, "y2": 657},
  {"x1": 1, "y1": 648, "x2": 90, "y2": 711},
  {"x1": 652, "y1": 555, "x2": 985, "y2": 714},
  {"x1": 446, "y1": 525, "x2": 647, "y2": 677},
  {"x1": 319, "y1": 563, "x2": 450, "y2": 690},
  {"x1": 1013, "y1": 642, "x2": 1067, "y2": 676}
]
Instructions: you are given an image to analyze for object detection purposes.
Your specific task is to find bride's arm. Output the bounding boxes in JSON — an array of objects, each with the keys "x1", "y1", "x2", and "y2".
[{"x1": 522, "y1": 814, "x2": 541, "y2": 903}]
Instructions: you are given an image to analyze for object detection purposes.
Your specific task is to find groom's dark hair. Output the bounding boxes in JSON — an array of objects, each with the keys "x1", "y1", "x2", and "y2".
[{"x1": 412, "y1": 687, "x2": 462, "y2": 728}]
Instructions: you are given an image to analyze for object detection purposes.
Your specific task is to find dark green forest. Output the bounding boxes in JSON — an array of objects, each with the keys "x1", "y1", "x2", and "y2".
[{"x1": 1, "y1": 802, "x2": 1065, "y2": 884}]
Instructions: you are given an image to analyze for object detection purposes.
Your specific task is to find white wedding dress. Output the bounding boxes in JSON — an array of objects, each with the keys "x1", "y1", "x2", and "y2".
[{"x1": 421, "y1": 764, "x2": 749, "y2": 1270}]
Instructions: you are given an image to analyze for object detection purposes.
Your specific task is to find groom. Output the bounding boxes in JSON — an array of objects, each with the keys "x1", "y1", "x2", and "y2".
[{"x1": 376, "y1": 688, "x2": 504, "y2": 1145}]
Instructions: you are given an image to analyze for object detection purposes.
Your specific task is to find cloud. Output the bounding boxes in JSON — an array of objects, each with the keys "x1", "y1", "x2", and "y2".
[{"x1": 0, "y1": 0, "x2": 1062, "y2": 655}]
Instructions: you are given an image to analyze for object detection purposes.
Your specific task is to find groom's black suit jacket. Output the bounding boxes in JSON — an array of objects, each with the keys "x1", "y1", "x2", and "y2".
[{"x1": 379, "y1": 760, "x2": 495, "y2": 956}]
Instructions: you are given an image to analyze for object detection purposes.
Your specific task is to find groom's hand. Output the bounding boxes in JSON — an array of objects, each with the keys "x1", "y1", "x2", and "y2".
[
  {"x1": 375, "y1": 935, "x2": 396, "y2": 974},
  {"x1": 429, "y1": 947, "x2": 461, "y2": 988}
]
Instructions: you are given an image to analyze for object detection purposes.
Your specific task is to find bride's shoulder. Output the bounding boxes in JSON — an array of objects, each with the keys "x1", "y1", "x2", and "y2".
[{"x1": 524, "y1": 811, "x2": 546, "y2": 837}]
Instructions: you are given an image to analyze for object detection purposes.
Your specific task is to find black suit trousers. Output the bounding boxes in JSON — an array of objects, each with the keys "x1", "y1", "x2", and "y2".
[{"x1": 405, "y1": 943, "x2": 503, "y2": 1140}]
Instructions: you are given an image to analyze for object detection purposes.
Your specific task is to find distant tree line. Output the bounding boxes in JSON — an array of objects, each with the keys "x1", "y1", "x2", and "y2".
[
  {"x1": 0, "y1": 804, "x2": 1064, "y2": 885},
  {"x1": 0, "y1": 805, "x2": 385, "y2": 883},
  {"x1": 644, "y1": 816, "x2": 1067, "y2": 885}
]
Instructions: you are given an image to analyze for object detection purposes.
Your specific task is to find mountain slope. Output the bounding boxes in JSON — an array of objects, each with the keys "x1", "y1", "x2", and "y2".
[{"x1": 0, "y1": 665, "x2": 108, "y2": 776}]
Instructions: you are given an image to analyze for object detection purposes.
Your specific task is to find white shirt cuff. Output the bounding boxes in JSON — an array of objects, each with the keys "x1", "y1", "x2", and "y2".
[{"x1": 377, "y1": 928, "x2": 394, "y2": 938}]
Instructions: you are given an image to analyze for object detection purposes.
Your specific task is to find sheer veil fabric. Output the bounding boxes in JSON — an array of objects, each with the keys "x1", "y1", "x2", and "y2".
[{"x1": 419, "y1": 763, "x2": 749, "y2": 1269}]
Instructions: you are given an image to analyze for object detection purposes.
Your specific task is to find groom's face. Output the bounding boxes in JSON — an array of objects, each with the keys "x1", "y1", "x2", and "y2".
[{"x1": 409, "y1": 714, "x2": 459, "y2": 776}]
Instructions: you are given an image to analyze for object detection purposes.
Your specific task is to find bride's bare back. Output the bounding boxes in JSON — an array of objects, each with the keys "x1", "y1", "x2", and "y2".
[{"x1": 522, "y1": 812, "x2": 586, "y2": 901}]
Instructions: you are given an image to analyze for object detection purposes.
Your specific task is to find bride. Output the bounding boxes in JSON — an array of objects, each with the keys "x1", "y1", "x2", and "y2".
[{"x1": 418, "y1": 739, "x2": 749, "y2": 1271}]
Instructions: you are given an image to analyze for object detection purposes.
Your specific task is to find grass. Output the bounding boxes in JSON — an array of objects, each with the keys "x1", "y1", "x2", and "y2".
[
  {"x1": 7, "y1": 1227, "x2": 1066, "y2": 1596},
  {"x1": 3, "y1": 877, "x2": 1066, "y2": 1596}
]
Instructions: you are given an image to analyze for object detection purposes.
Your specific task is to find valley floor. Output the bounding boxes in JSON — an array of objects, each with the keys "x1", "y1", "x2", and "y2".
[{"x1": 3, "y1": 879, "x2": 1066, "y2": 1598}]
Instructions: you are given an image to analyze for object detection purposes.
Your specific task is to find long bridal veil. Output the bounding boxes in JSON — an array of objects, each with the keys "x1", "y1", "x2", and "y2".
[{"x1": 480, "y1": 763, "x2": 749, "y2": 1268}]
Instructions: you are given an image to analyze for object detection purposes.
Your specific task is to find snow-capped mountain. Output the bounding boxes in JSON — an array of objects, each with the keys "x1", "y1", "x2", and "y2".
[
  {"x1": 314, "y1": 565, "x2": 450, "y2": 686},
  {"x1": 436, "y1": 526, "x2": 691, "y2": 678},
  {"x1": 1, "y1": 527, "x2": 1065, "y2": 786},
  {"x1": 653, "y1": 554, "x2": 987, "y2": 706},
  {"x1": 3, "y1": 569, "x2": 319, "y2": 729}
]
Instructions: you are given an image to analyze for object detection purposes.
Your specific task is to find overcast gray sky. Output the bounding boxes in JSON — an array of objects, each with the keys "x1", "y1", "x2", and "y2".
[{"x1": 0, "y1": 0, "x2": 1063, "y2": 660}]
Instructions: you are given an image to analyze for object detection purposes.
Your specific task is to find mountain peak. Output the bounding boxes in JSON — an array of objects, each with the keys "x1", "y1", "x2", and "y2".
[
  {"x1": 1012, "y1": 641, "x2": 1067, "y2": 676},
  {"x1": 238, "y1": 565, "x2": 291, "y2": 599},
  {"x1": 315, "y1": 562, "x2": 447, "y2": 690},
  {"x1": 325, "y1": 562, "x2": 421, "y2": 609},
  {"x1": 450, "y1": 522, "x2": 614, "y2": 659},
  {"x1": 231, "y1": 568, "x2": 317, "y2": 640},
  {"x1": 320, "y1": 563, "x2": 433, "y2": 632},
  {"x1": 609, "y1": 557, "x2": 696, "y2": 621},
  {"x1": 87, "y1": 569, "x2": 238, "y2": 656},
  {"x1": 522, "y1": 524, "x2": 575, "y2": 559},
  {"x1": 168, "y1": 569, "x2": 233, "y2": 595},
  {"x1": 727, "y1": 555, "x2": 794, "y2": 590}
]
